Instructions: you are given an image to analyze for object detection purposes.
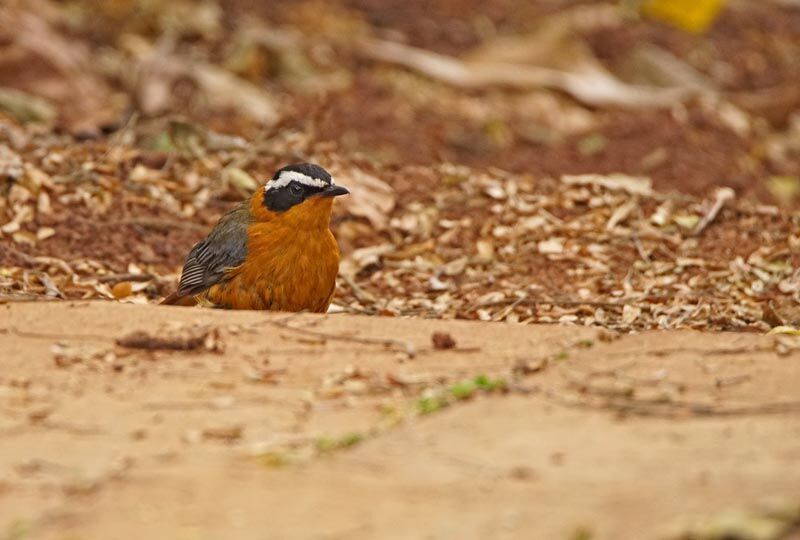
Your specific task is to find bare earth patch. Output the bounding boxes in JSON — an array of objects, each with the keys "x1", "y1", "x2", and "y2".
[{"x1": 1, "y1": 302, "x2": 800, "y2": 540}]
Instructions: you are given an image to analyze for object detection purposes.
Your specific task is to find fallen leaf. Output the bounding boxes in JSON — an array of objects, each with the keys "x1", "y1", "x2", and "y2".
[
  {"x1": 336, "y1": 167, "x2": 396, "y2": 230},
  {"x1": 767, "y1": 326, "x2": 800, "y2": 336},
  {"x1": 0, "y1": 144, "x2": 24, "y2": 181},
  {"x1": 339, "y1": 243, "x2": 393, "y2": 278},
  {"x1": 361, "y1": 3, "x2": 696, "y2": 108},
  {"x1": 767, "y1": 176, "x2": 800, "y2": 205},
  {"x1": 36, "y1": 227, "x2": 55, "y2": 241},
  {"x1": 0, "y1": 6, "x2": 119, "y2": 131},
  {"x1": 562, "y1": 174, "x2": 654, "y2": 196},
  {"x1": 12, "y1": 231, "x2": 36, "y2": 245},
  {"x1": 222, "y1": 167, "x2": 258, "y2": 197},
  {"x1": 622, "y1": 305, "x2": 642, "y2": 325},
  {"x1": 0, "y1": 87, "x2": 56, "y2": 124},
  {"x1": 673, "y1": 213, "x2": 701, "y2": 230},
  {"x1": 606, "y1": 199, "x2": 638, "y2": 230},
  {"x1": 130, "y1": 39, "x2": 279, "y2": 125},
  {"x1": 538, "y1": 238, "x2": 565, "y2": 255}
]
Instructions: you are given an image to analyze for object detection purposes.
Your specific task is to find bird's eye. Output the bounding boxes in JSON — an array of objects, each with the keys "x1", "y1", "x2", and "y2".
[{"x1": 290, "y1": 183, "x2": 303, "y2": 196}]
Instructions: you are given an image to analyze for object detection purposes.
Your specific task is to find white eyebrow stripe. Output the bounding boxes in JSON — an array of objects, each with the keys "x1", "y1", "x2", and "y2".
[{"x1": 265, "y1": 170, "x2": 332, "y2": 191}]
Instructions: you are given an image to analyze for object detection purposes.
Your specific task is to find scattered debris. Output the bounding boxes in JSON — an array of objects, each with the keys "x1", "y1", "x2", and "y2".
[
  {"x1": 360, "y1": 28, "x2": 694, "y2": 107},
  {"x1": 417, "y1": 374, "x2": 508, "y2": 415},
  {"x1": 513, "y1": 357, "x2": 548, "y2": 376},
  {"x1": 431, "y1": 331, "x2": 456, "y2": 350},
  {"x1": 692, "y1": 187, "x2": 736, "y2": 236},
  {"x1": 202, "y1": 424, "x2": 244, "y2": 443},
  {"x1": 51, "y1": 343, "x2": 114, "y2": 368},
  {"x1": 666, "y1": 501, "x2": 800, "y2": 540},
  {"x1": 316, "y1": 432, "x2": 364, "y2": 453},
  {"x1": 116, "y1": 326, "x2": 224, "y2": 352},
  {"x1": 334, "y1": 167, "x2": 396, "y2": 231}
]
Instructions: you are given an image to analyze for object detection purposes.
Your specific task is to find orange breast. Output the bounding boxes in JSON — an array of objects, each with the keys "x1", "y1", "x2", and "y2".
[{"x1": 203, "y1": 194, "x2": 341, "y2": 312}]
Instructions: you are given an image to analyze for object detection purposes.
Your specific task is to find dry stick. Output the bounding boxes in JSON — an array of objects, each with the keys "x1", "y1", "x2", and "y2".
[
  {"x1": 3, "y1": 326, "x2": 111, "y2": 342},
  {"x1": 563, "y1": 364, "x2": 696, "y2": 393},
  {"x1": 491, "y1": 296, "x2": 526, "y2": 321},
  {"x1": 6, "y1": 245, "x2": 74, "y2": 275},
  {"x1": 359, "y1": 38, "x2": 690, "y2": 107},
  {"x1": 554, "y1": 351, "x2": 800, "y2": 417},
  {"x1": 101, "y1": 110, "x2": 139, "y2": 162},
  {"x1": 714, "y1": 374, "x2": 753, "y2": 389},
  {"x1": 266, "y1": 318, "x2": 417, "y2": 358},
  {"x1": 474, "y1": 298, "x2": 640, "y2": 311},
  {"x1": 116, "y1": 217, "x2": 207, "y2": 232},
  {"x1": 0, "y1": 293, "x2": 59, "y2": 302},
  {"x1": 41, "y1": 420, "x2": 105, "y2": 436},
  {"x1": 610, "y1": 398, "x2": 800, "y2": 417},
  {"x1": 691, "y1": 187, "x2": 735, "y2": 236},
  {"x1": 544, "y1": 389, "x2": 800, "y2": 418},
  {"x1": 331, "y1": 303, "x2": 377, "y2": 316},
  {"x1": 338, "y1": 272, "x2": 376, "y2": 305},
  {"x1": 631, "y1": 235, "x2": 651, "y2": 264},
  {"x1": 564, "y1": 359, "x2": 639, "y2": 379},
  {"x1": 142, "y1": 396, "x2": 287, "y2": 411},
  {"x1": 97, "y1": 273, "x2": 155, "y2": 283},
  {"x1": 606, "y1": 344, "x2": 775, "y2": 358}
]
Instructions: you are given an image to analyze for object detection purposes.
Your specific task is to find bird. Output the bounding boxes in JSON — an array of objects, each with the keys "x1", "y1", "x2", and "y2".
[{"x1": 161, "y1": 163, "x2": 349, "y2": 311}]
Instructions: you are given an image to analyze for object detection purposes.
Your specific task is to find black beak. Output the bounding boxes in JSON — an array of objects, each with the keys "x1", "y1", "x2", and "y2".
[{"x1": 319, "y1": 185, "x2": 350, "y2": 198}]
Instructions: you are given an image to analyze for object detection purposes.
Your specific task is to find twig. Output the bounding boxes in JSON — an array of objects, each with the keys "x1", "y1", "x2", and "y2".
[
  {"x1": 3, "y1": 326, "x2": 110, "y2": 342},
  {"x1": 491, "y1": 296, "x2": 526, "y2": 321},
  {"x1": 0, "y1": 293, "x2": 59, "y2": 302},
  {"x1": 565, "y1": 360, "x2": 639, "y2": 379},
  {"x1": 691, "y1": 187, "x2": 735, "y2": 236},
  {"x1": 102, "y1": 110, "x2": 139, "y2": 161},
  {"x1": 338, "y1": 272, "x2": 376, "y2": 305},
  {"x1": 42, "y1": 420, "x2": 105, "y2": 436},
  {"x1": 5, "y1": 245, "x2": 74, "y2": 275},
  {"x1": 631, "y1": 235, "x2": 651, "y2": 264},
  {"x1": 143, "y1": 395, "x2": 288, "y2": 410},
  {"x1": 329, "y1": 303, "x2": 378, "y2": 315},
  {"x1": 97, "y1": 272, "x2": 155, "y2": 283},
  {"x1": 544, "y1": 390, "x2": 800, "y2": 418},
  {"x1": 606, "y1": 199, "x2": 638, "y2": 230},
  {"x1": 714, "y1": 374, "x2": 752, "y2": 389},
  {"x1": 359, "y1": 38, "x2": 690, "y2": 107},
  {"x1": 266, "y1": 318, "x2": 417, "y2": 358},
  {"x1": 607, "y1": 345, "x2": 772, "y2": 358},
  {"x1": 78, "y1": 216, "x2": 208, "y2": 233},
  {"x1": 474, "y1": 297, "x2": 641, "y2": 310}
]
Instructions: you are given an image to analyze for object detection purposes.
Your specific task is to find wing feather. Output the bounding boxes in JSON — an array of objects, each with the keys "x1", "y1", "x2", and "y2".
[{"x1": 176, "y1": 202, "x2": 251, "y2": 297}]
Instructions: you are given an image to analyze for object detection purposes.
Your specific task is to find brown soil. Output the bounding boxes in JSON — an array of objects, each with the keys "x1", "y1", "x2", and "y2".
[{"x1": 2, "y1": 302, "x2": 800, "y2": 540}]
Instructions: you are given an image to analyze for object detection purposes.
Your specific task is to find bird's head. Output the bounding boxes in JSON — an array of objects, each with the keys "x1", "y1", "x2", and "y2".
[{"x1": 255, "y1": 163, "x2": 349, "y2": 228}]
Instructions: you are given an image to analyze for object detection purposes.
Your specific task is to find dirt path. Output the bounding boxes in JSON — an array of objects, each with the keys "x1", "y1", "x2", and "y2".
[{"x1": 1, "y1": 302, "x2": 799, "y2": 539}]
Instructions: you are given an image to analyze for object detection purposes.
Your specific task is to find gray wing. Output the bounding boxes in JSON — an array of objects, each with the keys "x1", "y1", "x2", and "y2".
[{"x1": 177, "y1": 202, "x2": 251, "y2": 297}]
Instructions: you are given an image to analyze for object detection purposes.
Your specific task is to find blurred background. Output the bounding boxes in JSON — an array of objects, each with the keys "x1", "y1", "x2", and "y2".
[
  {"x1": 1, "y1": 0, "x2": 799, "y2": 328},
  {"x1": 2, "y1": 0, "x2": 799, "y2": 199}
]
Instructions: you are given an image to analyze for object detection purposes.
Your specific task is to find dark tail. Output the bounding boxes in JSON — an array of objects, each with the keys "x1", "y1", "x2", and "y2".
[{"x1": 160, "y1": 292, "x2": 197, "y2": 306}]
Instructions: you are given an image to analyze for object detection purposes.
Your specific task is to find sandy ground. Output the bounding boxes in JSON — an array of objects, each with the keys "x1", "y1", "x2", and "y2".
[{"x1": 1, "y1": 302, "x2": 800, "y2": 540}]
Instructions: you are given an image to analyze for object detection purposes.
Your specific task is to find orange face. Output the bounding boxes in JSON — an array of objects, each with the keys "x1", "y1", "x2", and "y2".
[{"x1": 250, "y1": 186, "x2": 345, "y2": 230}]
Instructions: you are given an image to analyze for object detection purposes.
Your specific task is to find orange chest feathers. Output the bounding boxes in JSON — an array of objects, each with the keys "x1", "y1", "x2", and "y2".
[{"x1": 204, "y1": 198, "x2": 341, "y2": 312}]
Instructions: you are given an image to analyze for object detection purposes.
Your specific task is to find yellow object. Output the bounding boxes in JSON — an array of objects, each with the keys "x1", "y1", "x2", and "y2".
[
  {"x1": 641, "y1": 0, "x2": 726, "y2": 33},
  {"x1": 768, "y1": 326, "x2": 800, "y2": 336}
]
